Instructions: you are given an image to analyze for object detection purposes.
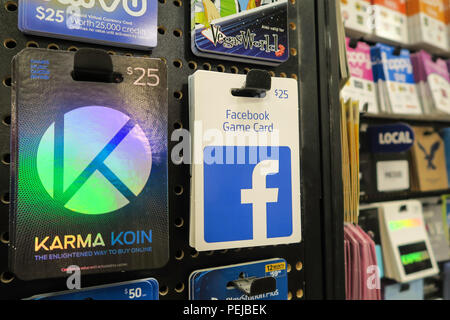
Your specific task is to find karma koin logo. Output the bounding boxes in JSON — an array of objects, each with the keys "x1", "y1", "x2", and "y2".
[{"x1": 36, "y1": 106, "x2": 152, "y2": 214}]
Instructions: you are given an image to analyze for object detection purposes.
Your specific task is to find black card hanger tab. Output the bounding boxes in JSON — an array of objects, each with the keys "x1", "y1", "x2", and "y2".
[{"x1": 72, "y1": 48, "x2": 122, "y2": 83}]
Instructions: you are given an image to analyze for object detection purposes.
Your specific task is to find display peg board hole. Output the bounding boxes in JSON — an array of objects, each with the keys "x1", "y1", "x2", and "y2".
[
  {"x1": 230, "y1": 66, "x2": 239, "y2": 74},
  {"x1": 173, "y1": 91, "x2": 183, "y2": 100},
  {"x1": 2, "y1": 76, "x2": 11, "y2": 87},
  {"x1": 158, "y1": 26, "x2": 166, "y2": 35},
  {"x1": 290, "y1": 48, "x2": 298, "y2": 56},
  {"x1": 174, "y1": 185, "x2": 183, "y2": 196},
  {"x1": 188, "y1": 61, "x2": 197, "y2": 70},
  {"x1": 47, "y1": 43, "x2": 59, "y2": 50},
  {"x1": 173, "y1": 28, "x2": 182, "y2": 37},
  {"x1": 3, "y1": 38, "x2": 16, "y2": 49},
  {"x1": 287, "y1": 291, "x2": 292, "y2": 300},
  {"x1": 67, "y1": 46, "x2": 78, "y2": 52},
  {"x1": 202, "y1": 62, "x2": 211, "y2": 70},
  {"x1": 216, "y1": 64, "x2": 225, "y2": 72},
  {"x1": 0, "y1": 272, "x2": 14, "y2": 284},
  {"x1": 296, "y1": 289, "x2": 304, "y2": 299},
  {"x1": 0, "y1": 232, "x2": 9, "y2": 244},
  {"x1": 289, "y1": 22, "x2": 297, "y2": 30},
  {"x1": 26, "y1": 41, "x2": 39, "y2": 48},
  {"x1": 174, "y1": 216, "x2": 184, "y2": 228},
  {"x1": 2, "y1": 153, "x2": 10, "y2": 165},
  {"x1": 268, "y1": 71, "x2": 275, "y2": 77},
  {"x1": 295, "y1": 261, "x2": 303, "y2": 271},
  {"x1": 1, "y1": 192, "x2": 10, "y2": 204},
  {"x1": 173, "y1": 59, "x2": 183, "y2": 68},
  {"x1": 174, "y1": 282, "x2": 185, "y2": 293},
  {"x1": 287, "y1": 264, "x2": 291, "y2": 273},
  {"x1": 279, "y1": 72, "x2": 287, "y2": 78},
  {"x1": 291, "y1": 74, "x2": 298, "y2": 80},
  {"x1": 5, "y1": 1, "x2": 17, "y2": 12},
  {"x1": 173, "y1": 120, "x2": 182, "y2": 129},
  {"x1": 190, "y1": 249, "x2": 199, "y2": 258},
  {"x1": 173, "y1": 0, "x2": 182, "y2": 7},
  {"x1": 159, "y1": 285, "x2": 169, "y2": 296},
  {"x1": 175, "y1": 249, "x2": 184, "y2": 260},
  {"x1": 2, "y1": 115, "x2": 11, "y2": 126}
]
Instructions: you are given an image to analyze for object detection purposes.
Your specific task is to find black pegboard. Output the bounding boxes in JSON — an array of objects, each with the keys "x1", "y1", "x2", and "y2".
[{"x1": 0, "y1": 0, "x2": 324, "y2": 300}]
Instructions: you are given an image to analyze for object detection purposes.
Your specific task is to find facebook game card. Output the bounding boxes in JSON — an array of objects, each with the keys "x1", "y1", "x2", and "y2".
[{"x1": 188, "y1": 71, "x2": 301, "y2": 251}]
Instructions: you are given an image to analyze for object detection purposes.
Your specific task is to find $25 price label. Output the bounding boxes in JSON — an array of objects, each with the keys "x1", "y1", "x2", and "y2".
[{"x1": 274, "y1": 89, "x2": 288, "y2": 99}]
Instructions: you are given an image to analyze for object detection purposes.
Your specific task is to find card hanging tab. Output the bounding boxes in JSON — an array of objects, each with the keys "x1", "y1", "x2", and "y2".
[
  {"x1": 348, "y1": 38, "x2": 359, "y2": 49},
  {"x1": 392, "y1": 46, "x2": 402, "y2": 56},
  {"x1": 399, "y1": 283, "x2": 410, "y2": 292},
  {"x1": 71, "y1": 48, "x2": 123, "y2": 83},
  {"x1": 231, "y1": 69, "x2": 272, "y2": 98},
  {"x1": 231, "y1": 276, "x2": 276, "y2": 297}
]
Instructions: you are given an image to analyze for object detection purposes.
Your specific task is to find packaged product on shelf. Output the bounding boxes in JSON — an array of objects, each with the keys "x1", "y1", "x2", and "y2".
[
  {"x1": 27, "y1": 278, "x2": 159, "y2": 300},
  {"x1": 406, "y1": 0, "x2": 449, "y2": 53},
  {"x1": 365, "y1": 123, "x2": 414, "y2": 193},
  {"x1": 374, "y1": 200, "x2": 439, "y2": 283},
  {"x1": 340, "y1": 98, "x2": 360, "y2": 223},
  {"x1": 410, "y1": 126, "x2": 449, "y2": 191},
  {"x1": 383, "y1": 279, "x2": 424, "y2": 299},
  {"x1": 189, "y1": 258, "x2": 288, "y2": 300},
  {"x1": 370, "y1": 43, "x2": 422, "y2": 114},
  {"x1": 444, "y1": 262, "x2": 450, "y2": 300},
  {"x1": 10, "y1": 48, "x2": 169, "y2": 280},
  {"x1": 441, "y1": 194, "x2": 450, "y2": 243},
  {"x1": 188, "y1": 70, "x2": 301, "y2": 251},
  {"x1": 344, "y1": 223, "x2": 381, "y2": 300},
  {"x1": 191, "y1": 0, "x2": 289, "y2": 65},
  {"x1": 359, "y1": 207, "x2": 385, "y2": 279},
  {"x1": 446, "y1": 0, "x2": 450, "y2": 48},
  {"x1": 340, "y1": 0, "x2": 373, "y2": 37},
  {"x1": 421, "y1": 198, "x2": 450, "y2": 262},
  {"x1": 443, "y1": 128, "x2": 450, "y2": 186},
  {"x1": 341, "y1": 38, "x2": 379, "y2": 114},
  {"x1": 367, "y1": 0, "x2": 409, "y2": 45},
  {"x1": 410, "y1": 50, "x2": 450, "y2": 114},
  {"x1": 18, "y1": 0, "x2": 157, "y2": 49}
]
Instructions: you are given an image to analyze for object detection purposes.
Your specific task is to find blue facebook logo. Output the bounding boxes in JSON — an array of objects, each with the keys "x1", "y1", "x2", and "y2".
[{"x1": 203, "y1": 146, "x2": 293, "y2": 243}]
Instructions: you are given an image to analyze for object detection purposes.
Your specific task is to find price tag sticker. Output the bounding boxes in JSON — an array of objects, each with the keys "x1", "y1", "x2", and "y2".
[{"x1": 189, "y1": 71, "x2": 302, "y2": 251}]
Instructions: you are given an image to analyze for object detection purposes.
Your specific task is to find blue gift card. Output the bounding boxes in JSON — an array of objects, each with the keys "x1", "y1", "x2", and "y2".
[
  {"x1": 19, "y1": 0, "x2": 157, "y2": 49},
  {"x1": 371, "y1": 43, "x2": 415, "y2": 84},
  {"x1": 189, "y1": 259, "x2": 288, "y2": 300},
  {"x1": 29, "y1": 278, "x2": 159, "y2": 300}
]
